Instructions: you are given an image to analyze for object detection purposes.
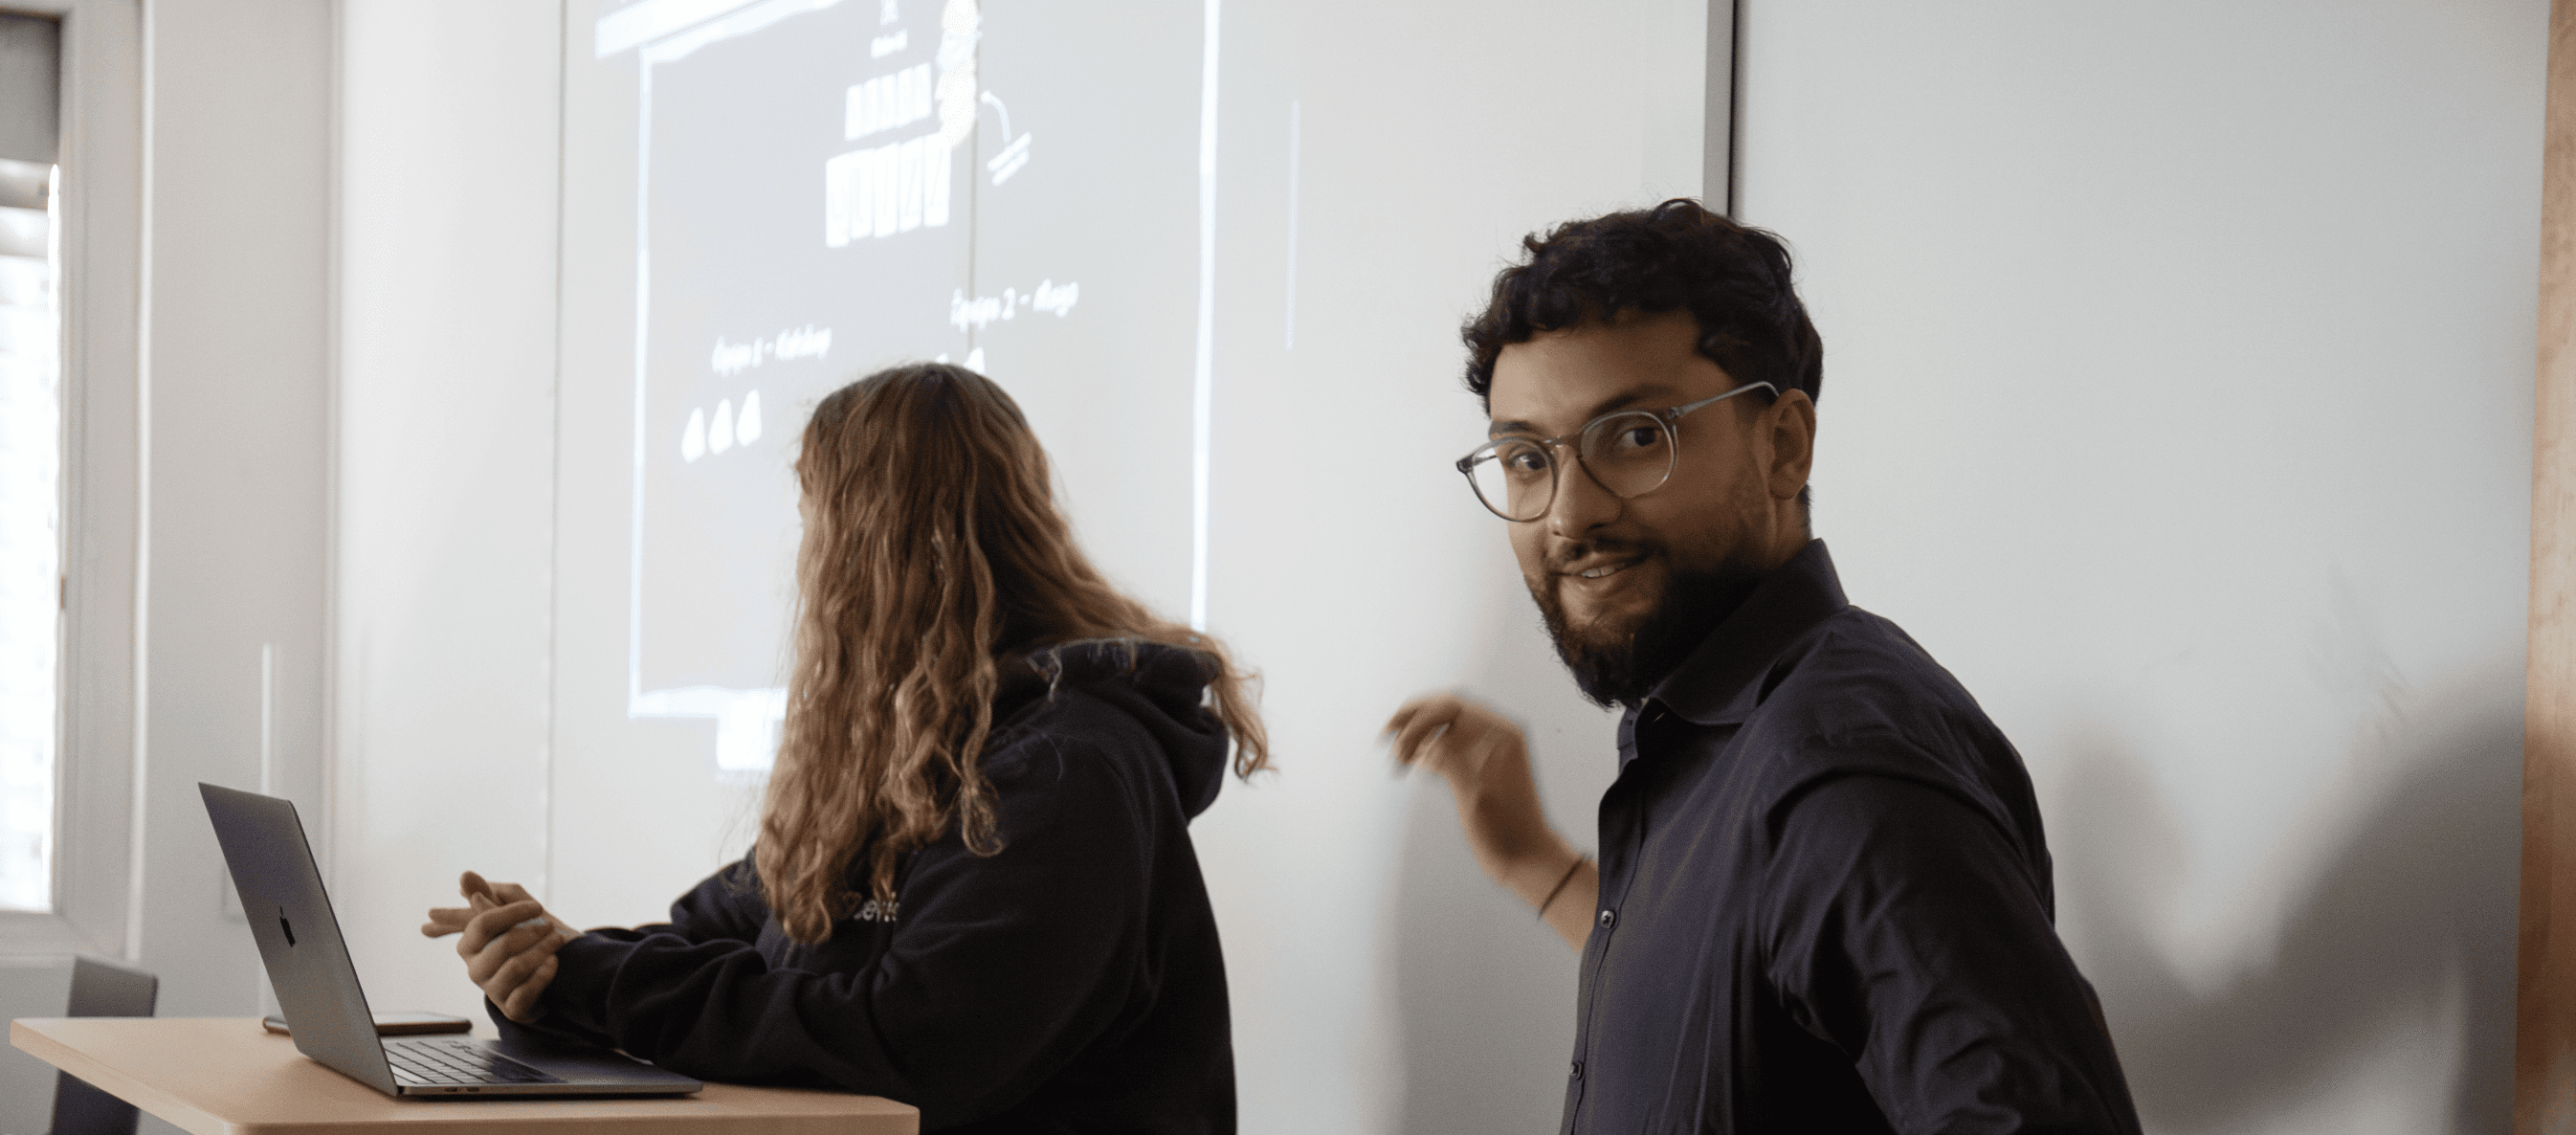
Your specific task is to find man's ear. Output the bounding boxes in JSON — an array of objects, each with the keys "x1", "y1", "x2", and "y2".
[{"x1": 1765, "y1": 389, "x2": 1817, "y2": 504}]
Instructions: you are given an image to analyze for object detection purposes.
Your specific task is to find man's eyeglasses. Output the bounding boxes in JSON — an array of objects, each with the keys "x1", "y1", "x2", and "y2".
[{"x1": 1455, "y1": 383, "x2": 1779, "y2": 522}]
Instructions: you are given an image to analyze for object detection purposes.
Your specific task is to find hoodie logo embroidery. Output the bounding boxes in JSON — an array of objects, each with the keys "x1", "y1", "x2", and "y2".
[{"x1": 856, "y1": 899, "x2": 900, "y2": 923}]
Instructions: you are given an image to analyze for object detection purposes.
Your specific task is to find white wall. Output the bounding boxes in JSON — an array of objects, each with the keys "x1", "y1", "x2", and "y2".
[
  {"x1": 133, "y1": 0, "x2": 335, "y2": 1023},
  {"x1": 330, "y1": 0, "x2": 562, "y2": 1027},
  {"x1": 1739, "y1": 3, "x2": 2543, "y2": 1131}
]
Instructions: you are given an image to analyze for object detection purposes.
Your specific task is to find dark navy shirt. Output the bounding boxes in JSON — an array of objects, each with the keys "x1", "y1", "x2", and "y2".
[{"x1": 1563, "y1": 542, "x2": 2141, "y2": 1134}]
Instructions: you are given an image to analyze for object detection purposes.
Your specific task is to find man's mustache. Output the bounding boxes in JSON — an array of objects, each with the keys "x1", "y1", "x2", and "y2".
[{"x1": 1543, "y1": 539, "x2": 1660, "y2": 576}]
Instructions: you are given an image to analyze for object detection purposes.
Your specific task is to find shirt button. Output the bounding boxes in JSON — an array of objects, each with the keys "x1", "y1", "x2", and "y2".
[
  {"x1": 1598, "y1": 908, "x2": 1615, "y2": 928},
  {"x1": 1570, "y1": 1060, "x2": 1584, "y2": 1080}
]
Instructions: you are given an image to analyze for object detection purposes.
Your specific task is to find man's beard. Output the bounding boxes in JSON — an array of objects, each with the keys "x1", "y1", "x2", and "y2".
[{"x1": 1532, "y1": 557, "x2": 1770, "y2": 709}]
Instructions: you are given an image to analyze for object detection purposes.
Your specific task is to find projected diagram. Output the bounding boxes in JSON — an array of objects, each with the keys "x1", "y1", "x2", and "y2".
[{"x1": 594, "y1": 0, "x2": 1208, "y2": 774}]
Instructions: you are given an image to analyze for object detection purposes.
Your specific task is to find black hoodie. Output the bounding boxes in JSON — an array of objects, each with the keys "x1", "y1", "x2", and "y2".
[{"x1": 500, "y1": 639, "x2": 1237, "y2": 1132}]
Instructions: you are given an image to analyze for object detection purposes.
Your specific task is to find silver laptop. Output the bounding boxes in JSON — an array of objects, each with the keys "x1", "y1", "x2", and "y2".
[{"x1": 200, "y1": 783, "x2": 702, "y2": 1097}]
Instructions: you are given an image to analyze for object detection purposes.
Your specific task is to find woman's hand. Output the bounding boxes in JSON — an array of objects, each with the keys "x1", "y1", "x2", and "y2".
[{"x1": 421, "y1": 871, "x2": 579, "y2": 1023}]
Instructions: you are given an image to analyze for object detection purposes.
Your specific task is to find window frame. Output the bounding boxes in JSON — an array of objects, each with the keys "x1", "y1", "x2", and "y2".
[{"x1": 0, "y1": 0, "x2": 144, "y2": 958}]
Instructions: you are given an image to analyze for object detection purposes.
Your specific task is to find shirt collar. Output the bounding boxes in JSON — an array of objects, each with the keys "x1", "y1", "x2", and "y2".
[{"x1": 1642, "y1": 539, "x2": 1849, "y2": 728}]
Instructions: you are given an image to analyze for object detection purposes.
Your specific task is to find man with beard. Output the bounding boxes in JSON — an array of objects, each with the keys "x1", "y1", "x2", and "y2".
[{"x1": 1386, "y1": 199, "x2": 2141, "y2": 1134}]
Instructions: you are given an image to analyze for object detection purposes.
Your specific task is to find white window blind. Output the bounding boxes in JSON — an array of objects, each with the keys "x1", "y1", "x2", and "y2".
[{"x1": 0, "y1": 11, "x2": 63, "y2": 914}]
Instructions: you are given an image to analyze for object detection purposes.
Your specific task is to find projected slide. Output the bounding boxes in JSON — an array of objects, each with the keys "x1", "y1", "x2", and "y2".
[{"x1": 593, "y1": 0, "x2": 1207, "y2": 772}]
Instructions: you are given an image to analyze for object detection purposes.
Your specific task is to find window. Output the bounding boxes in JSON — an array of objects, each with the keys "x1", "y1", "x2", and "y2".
[
  {"x1": 0, "y1": 11, "x2": 62, "y2": 915},
  {"x1": 0, "y1": 0, "x2": 141, "y2": 957}
]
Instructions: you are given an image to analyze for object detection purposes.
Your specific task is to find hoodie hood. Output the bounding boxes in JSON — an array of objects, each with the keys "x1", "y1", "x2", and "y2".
[{"x1": 994, "y1": 638, "x2": 1232, "y2": 818}]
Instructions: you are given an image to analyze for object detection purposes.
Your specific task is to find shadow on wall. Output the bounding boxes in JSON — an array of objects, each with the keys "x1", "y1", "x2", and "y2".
[
  {"x1": 1386, "y1": 592, "x2": 1622, "y2": 1135},
  {"x1": 2056, "y1": 661, "x2": 2520, "y2": 1134}
]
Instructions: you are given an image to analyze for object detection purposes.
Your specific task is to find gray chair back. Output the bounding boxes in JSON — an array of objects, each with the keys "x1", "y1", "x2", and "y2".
[{"x1": 49, "y1": 956, "x2": 157, "y2": 1135}]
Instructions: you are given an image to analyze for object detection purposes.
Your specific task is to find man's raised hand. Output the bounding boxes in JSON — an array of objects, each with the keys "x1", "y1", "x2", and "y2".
[
  {"x1": 1386, "y1": 694, "x2": 1573, "y2": 890},
  {"x1": 1388, "y1": 694, "x2": 1597, "y2": 947}
]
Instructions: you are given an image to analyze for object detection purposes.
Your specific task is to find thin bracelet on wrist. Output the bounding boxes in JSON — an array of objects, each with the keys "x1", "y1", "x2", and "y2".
[{"x1": 1537, "y1": 854, "x2": 1588, "y2": 921}]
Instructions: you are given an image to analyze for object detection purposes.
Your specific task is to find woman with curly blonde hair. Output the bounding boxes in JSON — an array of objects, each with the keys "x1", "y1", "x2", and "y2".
[{"x1": 430, "y1": 363, "x2": 1266, "y2": 1133}]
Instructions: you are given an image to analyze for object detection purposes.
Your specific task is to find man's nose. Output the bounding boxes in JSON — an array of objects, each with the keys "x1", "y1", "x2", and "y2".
[{"x1": 1545, "y1": 452, "x2": 1621, "y2": 538}]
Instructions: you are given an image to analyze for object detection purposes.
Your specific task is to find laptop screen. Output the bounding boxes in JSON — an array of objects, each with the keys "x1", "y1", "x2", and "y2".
[{"x1": 200, "y1": 783, "x2": 400, "y2": 1094}]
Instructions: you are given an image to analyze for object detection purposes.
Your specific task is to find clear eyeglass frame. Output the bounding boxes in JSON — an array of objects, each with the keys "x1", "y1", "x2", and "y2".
[{"x1": 1455, "y1": 382, "x2": 1780, "y2": 522}]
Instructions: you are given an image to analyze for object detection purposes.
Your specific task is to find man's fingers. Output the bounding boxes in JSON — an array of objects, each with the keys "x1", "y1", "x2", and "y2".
[
  {"x1": 1388, "y1": 700, "x2": 1442, "y2": 758},
  {"x1": 1388, "y1": 696, "x2": 1524, "y2": 787},
  {"x1": 1383, "y1": 702, "x2": 1420, "y2": 737},
  {"x1": 1384, "y1": 692, "x2": 1461, "y2": 739},
  {"x1": 1392, "y1": 700, "x2": 1463, "y2": 767},
  {"x1": 1413, "y1": 723, "x2": 1458, "y2": 773}
]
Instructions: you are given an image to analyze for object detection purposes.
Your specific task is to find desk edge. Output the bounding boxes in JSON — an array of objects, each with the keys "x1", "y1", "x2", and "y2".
[{"x1": 12, "y1": 1018, "x2": 233, "y2": 1135}]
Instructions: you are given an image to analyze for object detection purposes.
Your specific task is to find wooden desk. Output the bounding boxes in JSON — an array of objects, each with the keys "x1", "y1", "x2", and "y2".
[{"x1": 11, "y1": 1017, "x2": 918, "y2": 1135}]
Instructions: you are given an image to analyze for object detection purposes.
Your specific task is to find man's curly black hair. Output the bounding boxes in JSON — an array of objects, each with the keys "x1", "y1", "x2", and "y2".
[{"x1": 1461, "y1": 198, "x2": 1822, "y2": 414}]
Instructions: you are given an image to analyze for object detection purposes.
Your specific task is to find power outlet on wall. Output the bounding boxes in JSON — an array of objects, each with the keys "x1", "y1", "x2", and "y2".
[{"x1": 218, "y1": 873, "x2": 246, "y2": 923}]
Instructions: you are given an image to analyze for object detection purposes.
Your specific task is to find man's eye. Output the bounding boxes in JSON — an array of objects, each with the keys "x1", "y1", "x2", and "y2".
[
  {"x1": 1610, "y1": 425, "x2": 1665, "y2": 454},
  {"x1": 1501, "y1": 447, "x2": 1550, "y2": 474}
]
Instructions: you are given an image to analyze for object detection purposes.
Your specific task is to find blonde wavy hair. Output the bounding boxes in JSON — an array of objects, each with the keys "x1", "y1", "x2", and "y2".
[{"x1": 758, "y1": 363, "x2": 1268, "y2": 945}]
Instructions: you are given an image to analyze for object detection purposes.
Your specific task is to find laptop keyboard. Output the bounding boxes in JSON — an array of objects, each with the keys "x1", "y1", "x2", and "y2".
[{"x1": 385, "y1": 1035, "x2": 566, "y2": 1086}]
